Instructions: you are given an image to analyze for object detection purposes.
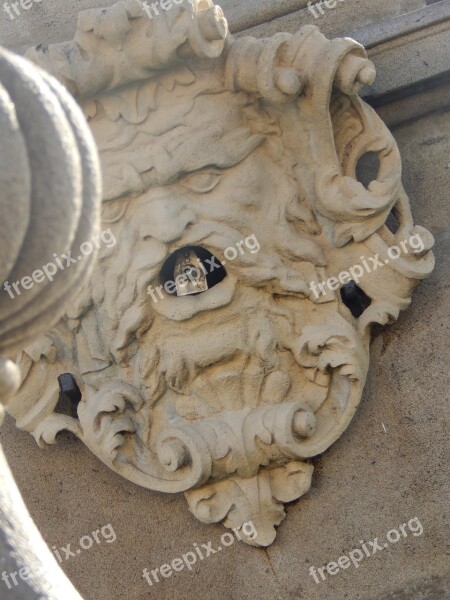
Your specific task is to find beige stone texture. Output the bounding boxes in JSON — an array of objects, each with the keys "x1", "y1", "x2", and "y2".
[
  {"x1": 0, "y1": 0, "x2": 428, "y2": 52},
  {"x1": 3, "y1": 0, "x2": 436, "y2": 549},
  {"x1": 1, "y1": 186, "x2": 449, "y2": 596},
  {"x1": 0, "y1": 1, "x2": 448, "y2": 599},
  {"x1": 238, "y1": 0, "x2": 427, "y2": 39}
]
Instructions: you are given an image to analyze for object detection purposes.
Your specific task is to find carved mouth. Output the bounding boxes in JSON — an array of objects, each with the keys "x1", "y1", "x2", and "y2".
[
  {"x1": 146, "y1": 244, "x2": 234, "y2": 321},
  {"x1": 159, "y1": 246, "x2": 227, "y2": 297}
]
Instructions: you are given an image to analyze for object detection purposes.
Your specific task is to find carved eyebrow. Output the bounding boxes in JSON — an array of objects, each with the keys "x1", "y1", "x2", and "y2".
[
  {"x1": 142, "y1": 129, "x2": 265, "y2": 188},
  {"x1": 141, "y1": 166, "x2": 221, "y2": 188},
  {"x1": 176, "y1": 166, "x2": 223, "y2": 182}
]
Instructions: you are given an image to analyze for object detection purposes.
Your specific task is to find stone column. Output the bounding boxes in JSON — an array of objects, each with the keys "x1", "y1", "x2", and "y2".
[{"x1": 0, "y1": 47, "x2": 101, "y2": 599}]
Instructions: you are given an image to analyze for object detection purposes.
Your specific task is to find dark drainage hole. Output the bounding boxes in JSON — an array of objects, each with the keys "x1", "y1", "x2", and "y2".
[
  {"x1": 159, "y1": 246, "x2": 227, "y2": 297},
  {"x1": 340, "y1": 281, "x2": 372, "y2": 318},
  {"x1": 355, "y1": 152, "x2": 380, "y2": 189},
  {"x1": 386, "y1": 207, "x2": 400, "y2": 234},
  {"x1": 55, "y1": 373, "x2": 81, "y2": 417}
]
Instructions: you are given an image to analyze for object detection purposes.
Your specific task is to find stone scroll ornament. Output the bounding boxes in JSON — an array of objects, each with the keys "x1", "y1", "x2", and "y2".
[{"x1": 5, "y1": 0, "x2": 435, "y2": 546}]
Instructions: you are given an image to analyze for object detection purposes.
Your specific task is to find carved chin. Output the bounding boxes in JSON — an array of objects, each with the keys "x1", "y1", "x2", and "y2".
[
  {"x1": 151, "y1": 275, "x2": 236, "y2": 321},
  {"x1": 65, "y1": 309, "x2": 368, "y2": 546},
  {"x1": 71, "y1": 330, "x2": 366, "y2": 546}
]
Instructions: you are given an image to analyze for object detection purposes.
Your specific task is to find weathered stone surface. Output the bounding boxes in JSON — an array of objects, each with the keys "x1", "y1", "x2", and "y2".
[
  {"x1": 238, "y1": 0, "x2": 427, "y2": 39},
  {"x1": 2, "y1": 0, "x2": 435, "y2": 552},
  {"x1": 0, "y1": 0, "x2": 428, "y2": 53},
  {"x1": 2, "y1": 210, "x2": 449, "y2": 597},
  {"x1": 0, "y1": 0, "x2": 448, "y2": 598},
  {"x1": 380, "y1": 572, "x2": 450, "y2": 600},
  {"x1": 349, "y1": 1, "x2": 450, "y2": 49},
  {"x1": 352, "y1": 4, "x2": 450, "y2": 128},
  {"x1": 362, "y1": 18, "x2": 450, "y2": 103}
]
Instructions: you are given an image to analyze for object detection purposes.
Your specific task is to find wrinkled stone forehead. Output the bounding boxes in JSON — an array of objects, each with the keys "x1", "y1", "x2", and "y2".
[{"x1": 85, "y1": 68, "x2": 266, "y2": 201}]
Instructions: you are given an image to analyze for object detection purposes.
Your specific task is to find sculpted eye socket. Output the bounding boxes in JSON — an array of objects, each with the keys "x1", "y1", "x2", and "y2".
[{"x1": 180, "y1": 169, "x2": 222, "y2": 194}]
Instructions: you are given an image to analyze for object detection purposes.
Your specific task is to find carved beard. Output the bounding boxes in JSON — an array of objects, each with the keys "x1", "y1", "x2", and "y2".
[
  {"x1": 75, "y1": 150, "x2": 331, "y2": 374},
  {"x1": 69, "y1": 157, "x2": 365, "y2": 452},
  {"x1": 68, "y1": 204, "x2": 368, "y2": 522}
]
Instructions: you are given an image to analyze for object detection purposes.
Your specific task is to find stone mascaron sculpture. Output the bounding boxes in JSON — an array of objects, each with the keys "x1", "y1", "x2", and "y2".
[{"x1": 5, "y1": 0, "x2": 435, "y2": 546}]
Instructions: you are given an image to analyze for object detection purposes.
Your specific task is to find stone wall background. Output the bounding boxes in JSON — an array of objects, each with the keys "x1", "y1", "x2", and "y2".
[
  {"x1": 1, "y1": 1, "x2": 449, "y2": 599},
  {"x1": 0, "y1": 0, "x2": 429, "y2": 51}
]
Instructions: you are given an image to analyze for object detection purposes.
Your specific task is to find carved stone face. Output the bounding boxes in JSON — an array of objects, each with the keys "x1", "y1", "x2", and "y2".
[{"x1": 9, "y1": 1, "x2": 434, "y2": 546}]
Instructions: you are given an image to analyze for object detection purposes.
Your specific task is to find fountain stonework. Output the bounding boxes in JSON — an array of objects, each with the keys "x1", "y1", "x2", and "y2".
[
  {"x1": 4, "y1": 0, "x2": 435, "y2": 544},
  {"x1": 1, "y1": 1, "x2": 449, "y2": 599}
]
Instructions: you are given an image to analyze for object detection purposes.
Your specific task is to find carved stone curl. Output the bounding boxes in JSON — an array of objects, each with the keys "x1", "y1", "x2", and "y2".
[{"x1": 6, "y1": 0, "x2": 434, "y2": 546}]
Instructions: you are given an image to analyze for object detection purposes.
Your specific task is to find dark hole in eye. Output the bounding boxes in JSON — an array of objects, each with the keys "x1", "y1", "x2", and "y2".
[
  {"x1": 55, "y1": 373, "x2": 81, "y2": 417},
  {"x1": 159, "y1": 246, "x2": 227, "y2": 297},
  {"x1": 340, "y1": 281, "x2": 372, "y2": 318},
  {"x1": 355, "y1": 152, "x2": 380, "y2": 189},
  {"x1": 386, "y1": 207, "x2": 400, "y2": 234}
]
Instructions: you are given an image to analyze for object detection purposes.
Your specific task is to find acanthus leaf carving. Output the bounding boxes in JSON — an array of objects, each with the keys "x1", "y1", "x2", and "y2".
[{"x1": 186, "y1": 461, "x2": 314, "y2": 547}]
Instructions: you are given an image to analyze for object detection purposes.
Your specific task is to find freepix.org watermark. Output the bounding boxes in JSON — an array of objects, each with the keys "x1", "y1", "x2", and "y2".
[
  {"x1": 1, "y1": 523, "x2": 116, "y2": 590},
  {"x1": 142, "y1": 0, "x2": 193, "y2": 19},
  {"x1": 142, "y1": 521, "x2": 257, "y2": 586},
  {"x1": 308, "y1": 517, "x2": 424, "y2": 584},
  {"x1": 3, "y1": 229, "x2": 116, "y2": 300},
  {"x1": 147, "y1": 234, "x2": 260, "y2": 303},
  {"x1": 309, "y1": 233, "x2": 425, "y2": 299},
  {"x1": 307, "y1": 0, "x2": 346, "y2": 20},
  {"x1": 2, "y1": 0, "x2": 41, "y2": 21}
]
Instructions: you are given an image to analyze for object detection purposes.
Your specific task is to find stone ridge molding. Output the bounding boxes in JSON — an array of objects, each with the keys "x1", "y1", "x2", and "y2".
[
  {"x1": 7, "y1": 0, "x2": 435, "y2": 546},
  {"x1": 349, "y1": 1, "x2": 450, "y2": 50},
  {"x1": 219, "y1": 0, "x2": 311, "y2": 33}
]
